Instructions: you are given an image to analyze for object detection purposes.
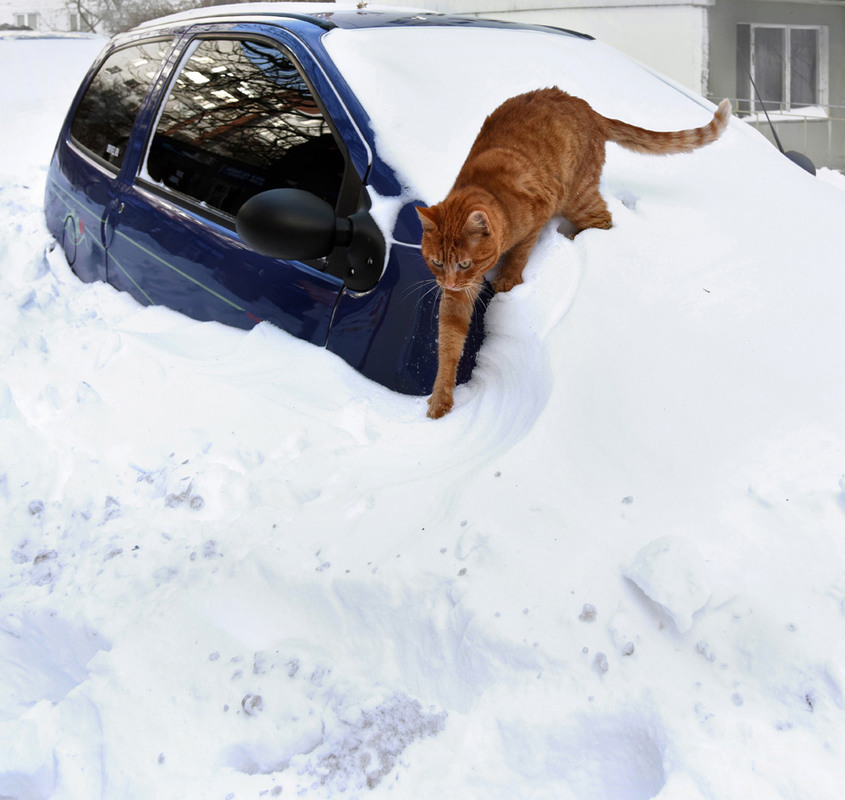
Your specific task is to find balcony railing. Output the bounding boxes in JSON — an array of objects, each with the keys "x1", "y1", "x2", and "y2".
[{"x1": 709, "y1": 96, "x2": 845, "y2": 171}]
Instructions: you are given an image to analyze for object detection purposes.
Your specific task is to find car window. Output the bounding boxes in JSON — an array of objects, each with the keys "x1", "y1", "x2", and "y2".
[
  {"x1": 70, "y1": 40, "x2": 171, "y2": 170},
  {"x1": 144, "y1": 38, "x2": 345, "y2": 218}
]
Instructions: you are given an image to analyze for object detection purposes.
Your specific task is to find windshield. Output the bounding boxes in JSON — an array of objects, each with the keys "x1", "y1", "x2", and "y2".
[{"x1": 323, "y1": 26, "x2": 707, "y2": 203}]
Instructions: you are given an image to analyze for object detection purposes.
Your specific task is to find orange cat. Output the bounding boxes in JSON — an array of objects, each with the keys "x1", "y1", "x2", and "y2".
[{"x1": 417, "y1": 88, "x2": 731, "y2": 418}]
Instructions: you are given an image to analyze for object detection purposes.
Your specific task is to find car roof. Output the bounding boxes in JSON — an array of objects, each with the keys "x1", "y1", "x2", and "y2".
[{"x1": 131, "y1": 2, "x2": 592, "y2": 40}]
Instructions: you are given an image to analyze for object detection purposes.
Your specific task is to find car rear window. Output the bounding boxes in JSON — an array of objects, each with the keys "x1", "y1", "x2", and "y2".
[
  {"x1": 70, "y1": 40, "x2": 170, "y2": 170},
  {"x1": 144, "y1": 37, "x2": 345, "y2": 218}
]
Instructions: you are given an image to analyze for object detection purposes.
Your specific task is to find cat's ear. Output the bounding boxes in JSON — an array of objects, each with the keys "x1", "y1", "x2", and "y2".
[
  {"x1": 465, "y1": 210, "x2": 491, "y2": 237},
  {"x1": 416, "y1": 206, "x2": 440, "y2": 233}
]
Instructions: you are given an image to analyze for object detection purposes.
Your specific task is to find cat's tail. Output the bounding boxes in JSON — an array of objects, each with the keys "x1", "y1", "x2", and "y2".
[{"x1": 604, "y1": 99, "x2": 732, "y2": 155}]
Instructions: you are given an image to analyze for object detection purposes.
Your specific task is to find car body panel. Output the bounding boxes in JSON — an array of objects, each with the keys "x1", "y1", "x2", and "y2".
[
  {"x1": 45, "y1": 146, "x2": 113, "y2": 283},
  {"x1": 106, "y1": 183, "x2": 345, "y2": 341},
  {"x1": 327, "y1": 240, "x2": 491, "y2": 395}
]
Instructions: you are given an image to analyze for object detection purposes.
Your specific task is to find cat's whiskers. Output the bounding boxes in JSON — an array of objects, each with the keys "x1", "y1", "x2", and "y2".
[
  {"x1": 452, "y1": 282, "x2": 483, "y2": 303},
  {"x1": 400, "y1": 277, "x2": 437, "y2": 302},
  {"x1": 402, "y1": 278, "x2": 444, "y2": 323},
  {"x1": 471, "y1": 284, "x2": 492, "y2": 313}
]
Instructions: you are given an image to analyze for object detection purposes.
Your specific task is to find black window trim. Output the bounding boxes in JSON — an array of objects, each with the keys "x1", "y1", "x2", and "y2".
[{"x1": 67, "y1": 36, "x2": 175, "y2": 176}]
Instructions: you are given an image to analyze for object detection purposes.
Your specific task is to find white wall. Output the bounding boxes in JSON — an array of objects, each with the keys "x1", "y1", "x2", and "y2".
[{"x1": 388, "y1": 0, "x2": 712, "y2": 94}]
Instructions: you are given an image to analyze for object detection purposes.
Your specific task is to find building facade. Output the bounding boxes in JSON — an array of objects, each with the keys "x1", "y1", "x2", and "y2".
[
  {"x1": 709, "y1": 0, "x2": 844, "y2": 170},
  {"x1": 390, "y1": 0, "x2": 845, "y2": 170},
  {"x1": 1, "y1": 0, "x2": 85, "y2": 31}
]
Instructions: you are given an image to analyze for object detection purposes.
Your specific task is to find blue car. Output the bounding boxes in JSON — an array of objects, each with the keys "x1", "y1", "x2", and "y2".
[{"x1": 43, "y1": 6, "x2": 596, "y2": 393}]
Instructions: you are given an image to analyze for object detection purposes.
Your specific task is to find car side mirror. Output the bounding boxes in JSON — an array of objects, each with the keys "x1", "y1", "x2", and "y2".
[
  {"x1": 236, "y1": 188, "x2": 339, "y2": 260},
  {"x1": 236, "y1": 188, "x2": 385, "y2": 292}
]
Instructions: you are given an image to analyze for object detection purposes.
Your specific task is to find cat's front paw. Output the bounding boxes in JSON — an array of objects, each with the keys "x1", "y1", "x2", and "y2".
[
  {"x1": 491, "y1": 275, "x2": 523, "y2": 293},
  {"x1": 427, "y1": 391, "x2": 454, "y2": 419}
]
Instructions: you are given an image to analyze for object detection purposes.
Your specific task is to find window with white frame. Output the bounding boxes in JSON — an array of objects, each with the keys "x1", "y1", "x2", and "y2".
[
  {"x1": 736, "y1": 24, "x2": 829, "y2": 114},
  {"x1": 14, "y1": 12, "x2": 38, "y2": 29}
]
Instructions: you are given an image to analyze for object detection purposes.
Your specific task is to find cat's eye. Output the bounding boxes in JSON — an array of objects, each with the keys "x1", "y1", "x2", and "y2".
[
  {"x1": 458, "y1": 260, "x2": 472, "y2": 270},
  {"x1": 430, "y1": 258, "x2": 443, "y2": 268}
]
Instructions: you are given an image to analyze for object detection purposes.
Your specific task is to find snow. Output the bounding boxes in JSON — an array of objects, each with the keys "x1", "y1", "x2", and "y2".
[{"x1": 2, "y1": 24, "x2": 845, "y2": 800}]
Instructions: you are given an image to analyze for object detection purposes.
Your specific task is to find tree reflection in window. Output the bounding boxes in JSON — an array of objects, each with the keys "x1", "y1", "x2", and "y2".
[{"x1": 146, "y1": 39, "x2": 344, "y2": 217}]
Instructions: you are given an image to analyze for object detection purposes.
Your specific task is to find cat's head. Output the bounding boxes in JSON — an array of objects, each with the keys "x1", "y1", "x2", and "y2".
[{"x1": 416, "y1": 201, "x2": 501, "y2": 291}]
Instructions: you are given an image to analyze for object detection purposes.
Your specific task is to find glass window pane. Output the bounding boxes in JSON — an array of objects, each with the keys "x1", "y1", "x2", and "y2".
[
  {"x1": 70, "y1": 41, "x2": 170, "y2": 169},
  {"x1": 145, "y1": 38, "x2": 345, "y2": 217},
  {"x1": 790, "y1": 28, "x2": 818, "y2": 107},
  {"x1": 754, "y1": 27, "x2": 784, "y2": 112}
]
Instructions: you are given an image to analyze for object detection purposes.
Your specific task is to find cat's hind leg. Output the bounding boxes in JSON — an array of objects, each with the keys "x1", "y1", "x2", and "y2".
[{"x1": 564, "y1": 186, "x2": 613, "y2": 234}]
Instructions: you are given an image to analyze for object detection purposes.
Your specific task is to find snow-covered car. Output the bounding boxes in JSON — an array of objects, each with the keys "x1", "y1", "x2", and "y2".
[{"x1": 44, "y1": 2, "x2": 723, "y2": 395}]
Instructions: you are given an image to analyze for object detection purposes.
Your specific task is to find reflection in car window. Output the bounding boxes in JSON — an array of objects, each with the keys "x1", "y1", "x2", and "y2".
[
  {"x1": 70, "y1": 41, "x2": 170, "y2": 170},
  {"x1": 145, "y1": 38, "x2": 345, "y2": 217}
]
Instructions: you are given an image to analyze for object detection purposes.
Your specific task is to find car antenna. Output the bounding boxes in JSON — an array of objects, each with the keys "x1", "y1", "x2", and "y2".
[{"x1": 737, "y1": 46, "x2": 815, "y2": 175}]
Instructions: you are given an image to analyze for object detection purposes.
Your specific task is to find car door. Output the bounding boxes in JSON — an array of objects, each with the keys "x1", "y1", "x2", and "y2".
[
  {"x1": 105, "y1": 31, "x2": 357, "y2": 343},
  {"x1": 46, "y1": 39, "x2": 172, "y2": 284}
]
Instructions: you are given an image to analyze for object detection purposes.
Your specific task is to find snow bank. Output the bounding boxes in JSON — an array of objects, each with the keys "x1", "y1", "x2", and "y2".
[{"x1": 2, "y1": 27, "x2": 845, "y2": 800}]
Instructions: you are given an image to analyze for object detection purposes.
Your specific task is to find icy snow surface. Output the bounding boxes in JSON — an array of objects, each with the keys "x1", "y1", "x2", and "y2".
[{"x1": 3, "y1": 25, "x2": 845, "y2": 800}]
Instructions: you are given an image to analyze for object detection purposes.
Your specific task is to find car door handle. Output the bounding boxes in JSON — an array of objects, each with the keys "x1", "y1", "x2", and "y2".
[{"x1": 103, "y1": 200, "x2": 125, "y2": 247}]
